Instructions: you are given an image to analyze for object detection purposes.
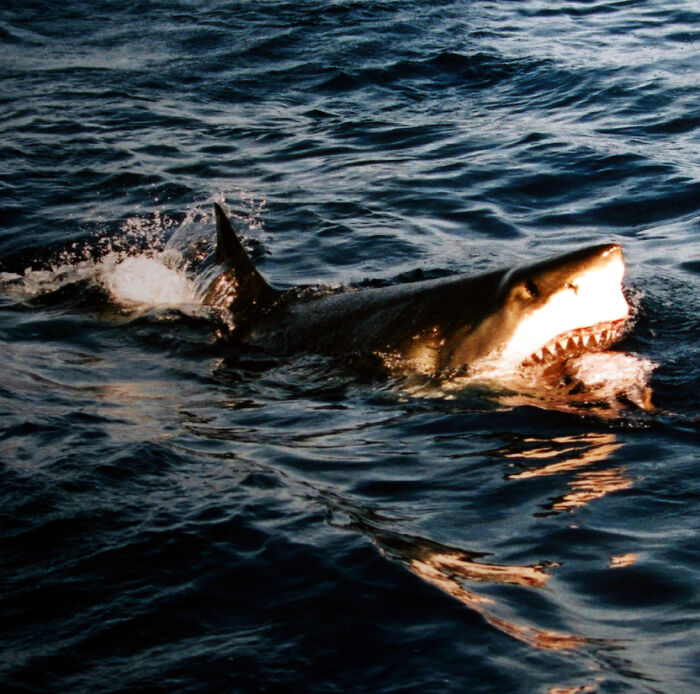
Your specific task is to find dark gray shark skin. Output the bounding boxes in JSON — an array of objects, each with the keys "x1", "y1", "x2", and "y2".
[{"x1": 204, "y1": 203, "x2": 627, "y2": 375}]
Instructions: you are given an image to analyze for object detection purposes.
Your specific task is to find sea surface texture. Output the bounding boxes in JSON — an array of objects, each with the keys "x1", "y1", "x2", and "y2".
[{"x1": 1, "y1": 2, "x2": 699, "y2": 693}]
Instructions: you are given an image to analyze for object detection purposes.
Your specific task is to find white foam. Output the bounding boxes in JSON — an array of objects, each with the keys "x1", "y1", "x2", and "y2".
[
  {"x1": 568, "y1": 351, "x2": 656, "y2": 391},
  {"x1": 4, "y1": 262, "x2": 97, "y2": 297},
  {"x1": 434, "y1": 349, "x2": 657, "y2": 415},
  {"x1": 98, "y1": 252, "x2": 199, "y2": 308}
]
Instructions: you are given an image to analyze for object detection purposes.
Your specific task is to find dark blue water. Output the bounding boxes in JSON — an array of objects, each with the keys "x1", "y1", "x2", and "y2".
[{"x1": 1, "y1": 2, "x2": 699, "y2": 692}]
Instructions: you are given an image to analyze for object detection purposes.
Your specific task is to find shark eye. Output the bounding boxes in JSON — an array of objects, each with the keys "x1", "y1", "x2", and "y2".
[{"x1": 524, "y1": 279, "x2": 539, "y2": 298}]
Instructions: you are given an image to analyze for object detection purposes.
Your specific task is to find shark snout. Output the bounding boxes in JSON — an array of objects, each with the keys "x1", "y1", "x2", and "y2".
[
  {"x1": 573, "y1": 242, "x2": 624, "y2": 270},
  {"x1": 594, "y1": 243, "x2": 623, "y2": 263}
]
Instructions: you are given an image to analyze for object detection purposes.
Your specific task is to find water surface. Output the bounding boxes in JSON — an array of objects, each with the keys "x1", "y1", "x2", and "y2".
[{"x1": 1, "y1": 2, "x2": 699, "y2": 692}]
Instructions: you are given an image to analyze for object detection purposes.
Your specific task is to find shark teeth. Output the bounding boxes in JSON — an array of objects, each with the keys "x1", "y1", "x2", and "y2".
[{"x1": 522, "y1": 319, "x2": 627, "y2": 367}]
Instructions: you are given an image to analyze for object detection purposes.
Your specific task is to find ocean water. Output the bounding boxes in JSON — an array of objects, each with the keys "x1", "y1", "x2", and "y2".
[{"x1": 1, "y1": 1, "x2": 699, "y2": 692}]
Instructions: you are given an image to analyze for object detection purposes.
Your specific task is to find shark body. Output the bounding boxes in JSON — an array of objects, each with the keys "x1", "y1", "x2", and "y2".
[{"x1": 204, "y1": 203, "x2": 629, "y2": 377}]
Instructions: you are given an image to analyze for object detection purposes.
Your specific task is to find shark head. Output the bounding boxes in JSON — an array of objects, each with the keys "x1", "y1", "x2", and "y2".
[{"x1": 438, "y1": 243, "x2": 630, "y2": 373}]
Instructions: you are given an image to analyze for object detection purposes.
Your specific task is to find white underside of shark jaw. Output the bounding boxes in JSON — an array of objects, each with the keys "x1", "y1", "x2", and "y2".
[{"x1": 494, "y1": 250, "x2": 630, "y2": 372}]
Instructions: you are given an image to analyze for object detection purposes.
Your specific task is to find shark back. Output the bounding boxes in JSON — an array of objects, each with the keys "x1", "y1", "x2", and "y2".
[{"x1": 203, "y1": 203, "x2": 279, "y2": 318}]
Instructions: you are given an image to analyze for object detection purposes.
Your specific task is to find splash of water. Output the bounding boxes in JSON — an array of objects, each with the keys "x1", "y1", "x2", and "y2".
[
  {"x1": 408, "y1": 348, "x2": 657, "y2": 417},
  {"x1": 98, "y1": 251, "x2": 199, "y2": 308},
  {"x1": 567, "y1": 351, "x2": 656, "y2": 410},
  {"x1": 0, "y1": 209, "x2": 208, "y2": 311}
]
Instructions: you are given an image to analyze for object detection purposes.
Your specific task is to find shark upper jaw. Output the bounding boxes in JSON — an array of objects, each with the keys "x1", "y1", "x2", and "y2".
[
  {"x1": 497, "y1": 243, "x2": 630, "y2": 371},
  {"x1": 520, "y1": 318, "x2": 628, "y2": 367}
]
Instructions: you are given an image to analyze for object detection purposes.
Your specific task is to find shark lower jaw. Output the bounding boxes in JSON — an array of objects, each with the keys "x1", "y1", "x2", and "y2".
[{"x1": 520, "y1": 318, "x2": 628, "y2": 368}]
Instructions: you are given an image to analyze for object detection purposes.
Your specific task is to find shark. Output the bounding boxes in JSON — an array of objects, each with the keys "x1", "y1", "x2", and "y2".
[{"x1": 202, "y1": 203, "x2": 630, "y2": 380}]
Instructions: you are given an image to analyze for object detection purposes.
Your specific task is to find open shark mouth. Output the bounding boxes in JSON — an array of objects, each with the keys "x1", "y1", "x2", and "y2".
[{"x1": 521, "y1": 318, "x2": 628, "y2": 367}]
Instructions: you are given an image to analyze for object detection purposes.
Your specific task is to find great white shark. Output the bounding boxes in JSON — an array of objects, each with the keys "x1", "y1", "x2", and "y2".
[{"x1": 203, "y1": 203, "x2": 630, "y2": 380}]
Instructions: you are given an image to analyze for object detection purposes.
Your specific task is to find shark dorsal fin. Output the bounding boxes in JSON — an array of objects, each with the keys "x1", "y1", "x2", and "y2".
[{"x1": 204, "y1": 203, "x2": 278, "y2": 312}]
